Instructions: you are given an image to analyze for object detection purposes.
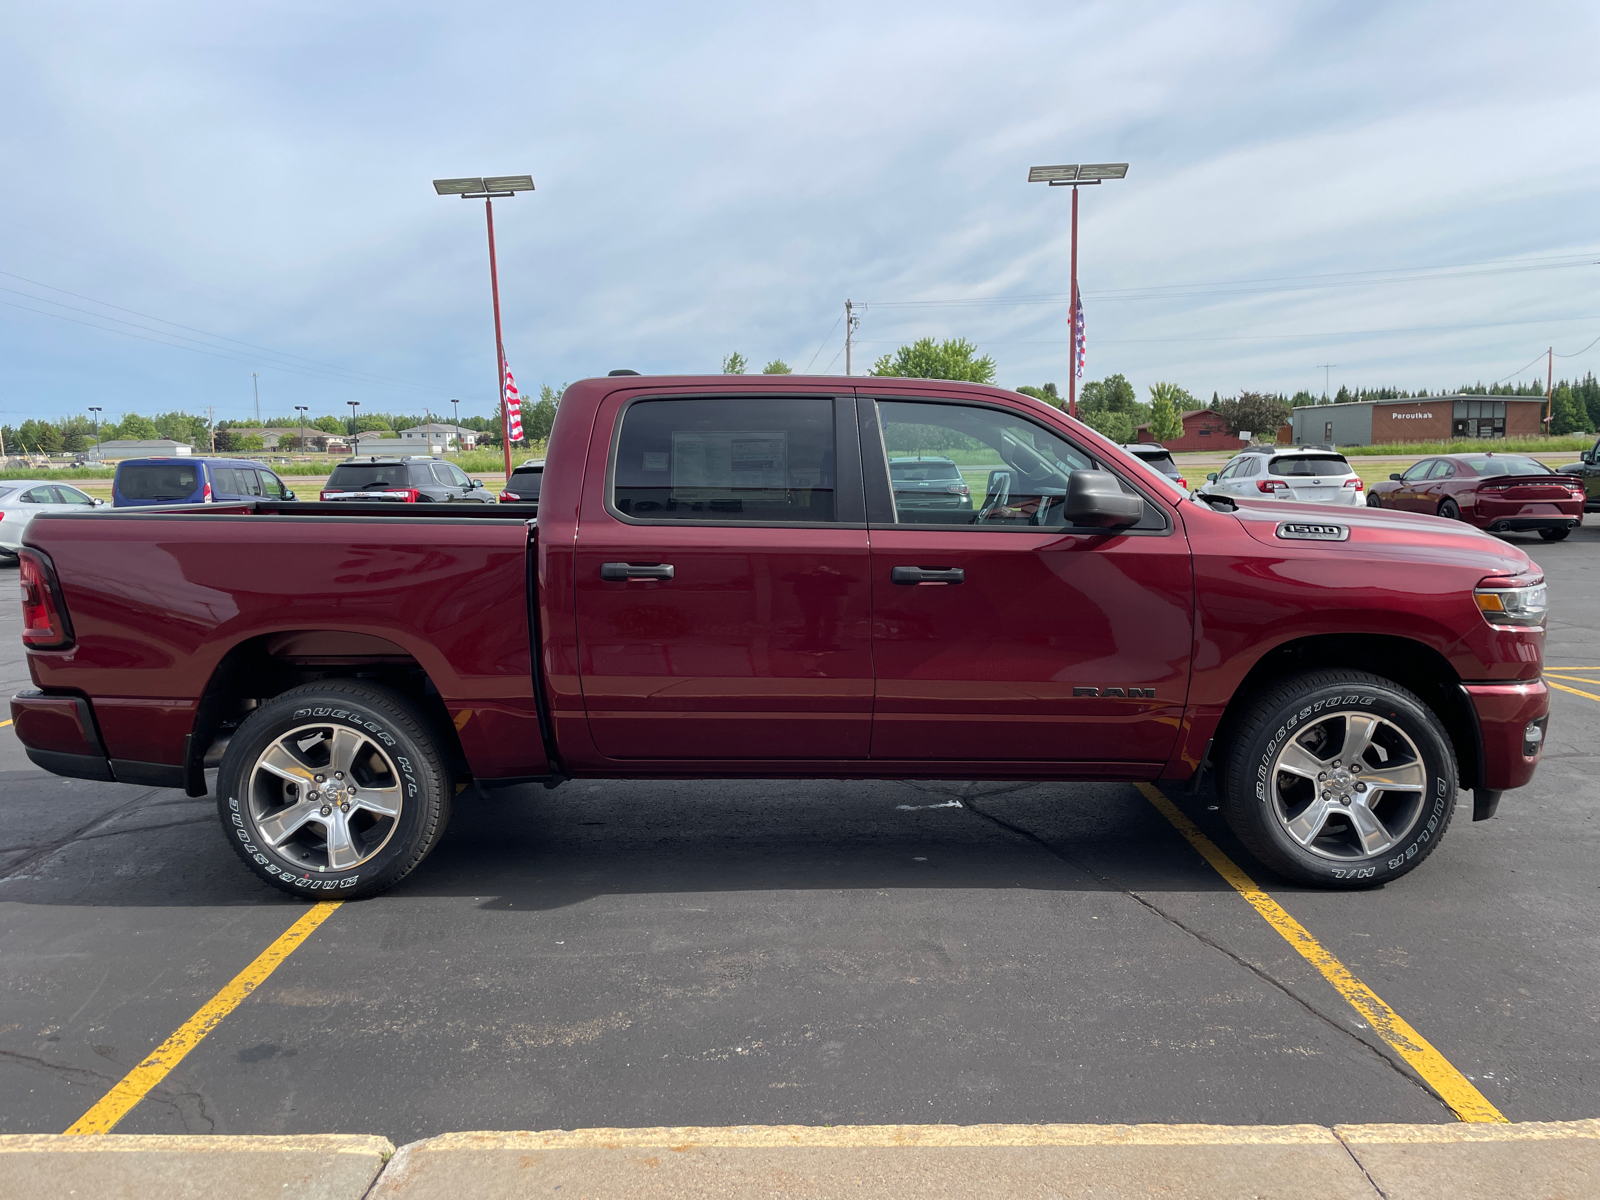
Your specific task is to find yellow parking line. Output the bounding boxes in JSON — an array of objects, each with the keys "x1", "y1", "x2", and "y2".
[
  {"x1": 65, "y1": 901, "x2": 341, "y2": 1134},
  {"x1": 1136, "y1": 783, "x2": 1506, "y2": 1123},
  {"x1": 1548, "y1": 680, "x2": 1600, "y2": 703},
  {"x1": 0, "y1": 719, "x2": 11, "y2": 728}
]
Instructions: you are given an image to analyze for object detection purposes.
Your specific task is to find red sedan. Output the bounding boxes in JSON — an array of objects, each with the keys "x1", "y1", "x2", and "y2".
[{"x1": 1367, "y1": 452, "x2": 1585, "y2": 541}]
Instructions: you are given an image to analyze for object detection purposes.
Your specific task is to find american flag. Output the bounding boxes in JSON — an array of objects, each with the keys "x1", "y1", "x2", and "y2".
[
  {"x1": 503, "y1": 362, "x2": 524, "y2": 443},
  {"x1": 1074, "y1": 296, "x2": 1086, "y2": 380}
]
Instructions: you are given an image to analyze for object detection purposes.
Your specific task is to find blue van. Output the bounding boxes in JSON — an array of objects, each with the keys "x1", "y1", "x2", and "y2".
[{"x1": 112, "y1": 457, "x2": 297, "y2": 508}]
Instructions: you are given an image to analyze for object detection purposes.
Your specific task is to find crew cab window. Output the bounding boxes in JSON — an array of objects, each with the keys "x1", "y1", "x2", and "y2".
[
  {"x1": 444, "y1": 463, "x2": 473, "y2": 488},
  {"x1": 52, "y1": 486, "x2": 95, "y2": 505},
  {"x1": 258, "y1": 471, "x2": 287, "y2": 499},
  {"x1": 213, "y1": 466, "x2": 261, "y2": 495},
  {"x1": 612, "y1": 398, "x2": 835, "y2": 522},
  {"x1": 877, "y1": 400, "x2": 1131, "y2": 530},
  {"x1": 1401, "y1": 461, "x2": 1432, "y2": 481},
  {"x1": 20, "y1": 487, "x2": 53, "y2": 503},
  {"x1": 1429, "y1": 460, "x2": 1456, "y2": 479},
  {"x1": 430, "y1": 464, "x2": 456, "y2": 487}
]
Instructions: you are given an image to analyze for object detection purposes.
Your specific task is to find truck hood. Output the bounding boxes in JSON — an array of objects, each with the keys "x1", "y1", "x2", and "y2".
[{"x1": 1222, "y1": 496, "x2": 1535, "y2": 578}]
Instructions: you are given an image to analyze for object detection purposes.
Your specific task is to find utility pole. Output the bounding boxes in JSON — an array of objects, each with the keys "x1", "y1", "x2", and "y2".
[
  {"x1": 451, "y1": 399, "x2": 460, "y2": 452},
  {"x1": 251, "y1": 372, "x2": 260, "y2": 424},
  {"x1": 207, "y1": 407, "x2": 216, "y2": 453},
  {"x1": 1318, "y1": 364, "x2": 1338, "y2": 401},
  {"x1": 1546, "y1": 346, "x2": 1554, "y2": 431},
  {"x1": 844, "y1": 300, "x2": 863, "y2": 376}
]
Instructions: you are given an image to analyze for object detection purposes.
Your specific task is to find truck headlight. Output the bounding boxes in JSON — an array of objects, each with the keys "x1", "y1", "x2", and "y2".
[{"x1": 1474, "y1": 578, "x2": 1547, "y2": 629}]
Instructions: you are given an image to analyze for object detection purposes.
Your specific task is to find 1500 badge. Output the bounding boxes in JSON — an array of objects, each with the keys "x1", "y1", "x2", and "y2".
[{"x1": 1074, "y1": 687, "x2": 1157, "y2": 697}]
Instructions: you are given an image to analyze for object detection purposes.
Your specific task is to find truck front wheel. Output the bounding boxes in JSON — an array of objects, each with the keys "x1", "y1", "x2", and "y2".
[
  {"x1": 1221, "y1": 670, "x2": 1457, "y2": 888},
  {"x1": 216, "y1": 681, "x2": 452, "y2": 900}
]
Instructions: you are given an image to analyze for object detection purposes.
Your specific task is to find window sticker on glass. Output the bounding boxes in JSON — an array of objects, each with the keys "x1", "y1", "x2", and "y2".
[
  {"x1": 642, "y1": 451, "x2": 669, "y2": 471},
  {"x1": 671, "y1": 431, "x2": 788, "y2": 497}
]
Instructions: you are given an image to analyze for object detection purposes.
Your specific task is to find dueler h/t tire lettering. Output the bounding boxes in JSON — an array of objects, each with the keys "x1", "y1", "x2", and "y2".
[
  {"x1": 1221, "y1": 669, "x2": 1457, "y2": 888},
  {"x1": 216, "y1": 681, "x2": 452, "y2": 900}
]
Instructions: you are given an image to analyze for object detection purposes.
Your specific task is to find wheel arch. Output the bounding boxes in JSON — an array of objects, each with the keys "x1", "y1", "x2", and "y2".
[
  {"x1": 1212, "y1": 633, "x2": 1481, "y2": 793},
  {"x1": 184, "y1": 628, "x2": 467, "y2": 796}
]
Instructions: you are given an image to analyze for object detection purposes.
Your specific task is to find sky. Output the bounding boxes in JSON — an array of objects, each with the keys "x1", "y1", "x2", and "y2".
[{"x1": 2, "y1": 0, "x2": 1598, "y2": 426}]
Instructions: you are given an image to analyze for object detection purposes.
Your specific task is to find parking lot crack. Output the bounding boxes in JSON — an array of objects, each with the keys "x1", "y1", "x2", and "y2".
[
  {"x1": 0, "y1": 787, "x2": 168, "y2": 882},
  {"x1": 962, "y1": 798, "x2": 1454, "y2": 1119},
  {"x1": 0, "y1": 1047, "x2": 114, "y2": 1089},
  {"x1": 1332, "y1": 1129, "x2": 1391, "y2": 1199}
]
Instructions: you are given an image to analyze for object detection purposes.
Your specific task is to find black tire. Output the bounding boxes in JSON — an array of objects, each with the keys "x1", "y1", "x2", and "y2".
[
  {"x1": 217, "y1": 681, "x2": 452, "y2": 900},
  {"x1": 1539, "y1": 527, "x2": 1571, "y2": 542},
  {"x1": 1221, "y1": 670, "x2": 1457, "y2": 888},
  {"x1": 1366, "y1": 493, "x2": 1382, "y2": 508},
  {"x1": 1439, "y1": 498, "x2": 1461, "y2": 520}
]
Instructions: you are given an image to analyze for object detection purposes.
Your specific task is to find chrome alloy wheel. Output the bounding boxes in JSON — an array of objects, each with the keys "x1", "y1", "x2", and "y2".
[
  {"x1": 247, "y1": 723, "x2": 403, "y2": 871},
  {"x1": 1268, "y1": 712, "x2": 1427, "y2": 861}
]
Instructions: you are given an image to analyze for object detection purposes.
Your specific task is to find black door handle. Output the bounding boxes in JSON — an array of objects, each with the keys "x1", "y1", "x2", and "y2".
[
  {"x1": 891, "y1": 566, "x2": 964, "y2": 585},
  {"x1": 601, "y1": 562, "x2": 675, "y2": 581}
]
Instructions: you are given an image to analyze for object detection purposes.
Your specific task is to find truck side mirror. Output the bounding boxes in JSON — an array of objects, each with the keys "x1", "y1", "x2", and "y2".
[
  {"x1": 1062, "y1": 470, "x2": 1144, "y2": 528},
  {"x1": 1389, "y1": 473, "x2": 1403, "y2": 481},
  {"x1": 1205, "y1": 473, "x2": 1217, "y2": 482}
]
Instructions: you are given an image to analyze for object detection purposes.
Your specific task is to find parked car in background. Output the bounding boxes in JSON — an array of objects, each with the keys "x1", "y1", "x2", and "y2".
[
  {"x1": 1123, "y1": 444, "x2": 1187, "y2": 493},
  {"x1": 1196, "y1": 446, "x2": 1363, "y2": 506},
  {"x1": 113, "y1": 457, "x2": 295, "y2": 508},
  {"x1": 499, "y1": 460, "x2": 544, "y2": 504},
  {"x1": 1367, "y1": 453, "x2": 1585, "y2": 541},
  {"x1": 319, "y1": 456, "x2": 495, "y2": 503},
  {"x1": 888, "y1": 455, "x2": 972, "y2": 512},
  {"x1": 0, "y1": 481, "x2": 102, "y2": 560},
  {"x1": 1560, "y1": 434, "x2": 1600, "y2": 511}
]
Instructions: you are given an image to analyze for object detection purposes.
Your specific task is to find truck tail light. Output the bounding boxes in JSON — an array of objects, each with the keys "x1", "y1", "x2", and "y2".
[
  {"x1": 1344, "y1": 477, "x2": 1363, "y2": 490},
  {"x1": 19, "y1": 549, "x2": 73, "y2": 649},
  {"x1": 946, "y1": 483, "x2": 971, "y2": 496},
  {"x1": 386, "y1": 489, "x2": 420, "y2": 502},
  {"x1": 1474, "y1": 573, "x2": 1547, "y2": 629},
  {"x1": 202, "y1": 478, "x2": 213, "y2": 503},
  {"x1": 1257, "y1": 479, "x2": 1288, "y2": 493}
]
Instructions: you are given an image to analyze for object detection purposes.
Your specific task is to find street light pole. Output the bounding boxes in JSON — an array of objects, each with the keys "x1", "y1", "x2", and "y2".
[
  {"x1": 434, "y1": 175, "x2": 535, "y2": 482},
  {"x1": 294, "y1": 405, "x2": 309, "y2": 458},
  {"x1": 88, "y1": 407, "x2": 102, "y2": 458},
  {"x1": 1027, "y1": 163, "x2": 1128, "y2": 420},
  {"x1": 347, "y1": 401, "x2": 360, "y2": 444},
  {"x1": 450, "y1": 398, "x2": 460, "y2": 452}
]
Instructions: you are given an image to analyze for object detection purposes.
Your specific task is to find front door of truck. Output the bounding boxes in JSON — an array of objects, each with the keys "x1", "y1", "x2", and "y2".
[
  {"x1": 574, "y1": 393, "x2": 874, "y2": 760},
  {"x1": 859, "y1": 395, "x2": 1193, "y2": 765}
]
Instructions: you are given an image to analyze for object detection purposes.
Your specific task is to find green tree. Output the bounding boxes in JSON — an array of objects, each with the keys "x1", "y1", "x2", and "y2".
[
  {"x1": 1574, "y1": 372, "x2": 1600, "y2": 430},
  {"x1": 38, "y1": 424, "x2": 64, "y2": 453},
  {"x1": 352, "y1": 414, "x2": 392, "y2": 433},
  {"x1": 1290, "y1": 390, "x2": 1316, "y2": 409},
  {"x1": 1214, "y1": 391, "x2": 1292, "y2": 439},
  {"x1": 1078, "y1": 373, "x2": 1139, "y2": 416},
  {"x1": 115, "y1": 413, "x2": 159, "y2": 440},
  {"x1": 1147, "y1": 383, "x2": 1186, "y2": 442},
  {"x1": 523, "y1": 383, "x2": 565, "y2": 444},
  {"x1": 1015, "y1": 382, "x2": 1061, "y2": 408},
  {"x1": 233, "y1": 433, "x2": 266, "y2": 452},
  {"x1": 721, "y1": 352, "x2": 748, "y2": 375},
  {"x1": 1080, "y1": 409, "x2": 1135, "y2": 443},
  {"x1": 1548, "y1": 384, "x2": 1592, "y2": 436},
  {"x1": 63, "y1": 429, "x2": 89, "y2": 453},
  {"x1": 761, "y1": 360, "x2": 792, "y2": 374},
  {"x1": 313, "y1": 415, "x2": 345, "y2": 434},
  {"x1": 870, "y1": 337, "x2": 996, "y2": 384}
]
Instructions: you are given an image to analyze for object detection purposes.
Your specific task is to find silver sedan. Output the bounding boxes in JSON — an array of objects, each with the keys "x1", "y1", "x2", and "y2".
[{"x1": 0, "y1": 480, "x2": 104, "y2": 560}]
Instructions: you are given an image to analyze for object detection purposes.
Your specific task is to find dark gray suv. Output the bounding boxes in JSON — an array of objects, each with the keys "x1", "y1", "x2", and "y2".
[{"x1": 319, "y1": 456, "x2": 496, "y2": 503}]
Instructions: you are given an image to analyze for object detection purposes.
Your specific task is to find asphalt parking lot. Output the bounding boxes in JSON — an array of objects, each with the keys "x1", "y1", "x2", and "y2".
[{"x1": 1, "y1": 525, "x2": 1597, "y2": 1145}]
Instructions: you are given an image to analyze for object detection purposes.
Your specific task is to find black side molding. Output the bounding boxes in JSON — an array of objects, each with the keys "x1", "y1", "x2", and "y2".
[{"x1": 111, "y1": 760, "x2": 187, "y2": 789}]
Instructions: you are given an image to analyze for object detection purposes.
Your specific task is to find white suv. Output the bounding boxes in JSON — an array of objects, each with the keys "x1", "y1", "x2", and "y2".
[{"x1": 1198, "y1": 447, "x2": 1364, "y2": 506}]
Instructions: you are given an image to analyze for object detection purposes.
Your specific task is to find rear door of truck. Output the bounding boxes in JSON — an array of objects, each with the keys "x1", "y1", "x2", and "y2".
[{"x1": 572, "y1": 390, "x2": 873, "y2": 760}]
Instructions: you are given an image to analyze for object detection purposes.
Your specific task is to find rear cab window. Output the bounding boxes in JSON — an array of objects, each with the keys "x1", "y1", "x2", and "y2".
[
  {"x1": 118, "y1": 463, "x2": 200, "y2": 500},
  {"x1": 327, "y1": 464, "x2": 408, "y2": 490},
  {"x1": 611, "y1": 397, "x2": 836, "y2": 523}
]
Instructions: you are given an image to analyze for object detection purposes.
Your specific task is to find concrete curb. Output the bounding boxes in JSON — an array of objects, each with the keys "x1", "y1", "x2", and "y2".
[
  {"x1": 0, "y1": 1133, "x2": 394, "y2": 1200},
  {"x1": 7, "y1": 1121, "x2": 1598, "y2": 1200}
]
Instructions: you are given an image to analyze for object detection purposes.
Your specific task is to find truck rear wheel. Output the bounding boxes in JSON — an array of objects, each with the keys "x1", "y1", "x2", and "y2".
[
  {"x1": 216, "y1": 681, "x2": 452, "y2": 900},
  {"x1": 1220, "y1": 670, "x2": 1457, "y2": 888}
]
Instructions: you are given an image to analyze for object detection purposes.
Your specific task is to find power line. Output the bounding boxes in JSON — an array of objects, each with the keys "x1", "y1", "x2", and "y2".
[
  {"x1": 1554, "y1": 330, "x2": 1600, "y2": 359},
  {"x1": 804, "y1": 312, "x2": 844, "y2": 372}
]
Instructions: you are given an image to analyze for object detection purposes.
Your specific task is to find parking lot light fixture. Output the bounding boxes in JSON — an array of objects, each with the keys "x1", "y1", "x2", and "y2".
[
  {"x1": 294, "y1": 405, "x2": 309, "y2": 459},
  {"x1": 433, "y1": 173, "x2": 535, "y2": 479},
  {"x1": 1028, "y1": 162, "x2": 1129, "y2": 419},
  {"x1": 88, "y1": 407, "x2": 102, "y2": 455},
  {"x1": 347, "y1": 401, "x2": 360, "y2": 440}
]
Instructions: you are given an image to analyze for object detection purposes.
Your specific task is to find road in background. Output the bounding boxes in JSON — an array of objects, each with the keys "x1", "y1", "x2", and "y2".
[{"x1": 0, "y1": 527, "x2": 1596, "y2": 1143}]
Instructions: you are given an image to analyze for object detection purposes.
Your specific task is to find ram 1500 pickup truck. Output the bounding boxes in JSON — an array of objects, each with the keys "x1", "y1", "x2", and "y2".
[{"x1": 12, "y1": 376, "x2": 1550, "y2": 898}]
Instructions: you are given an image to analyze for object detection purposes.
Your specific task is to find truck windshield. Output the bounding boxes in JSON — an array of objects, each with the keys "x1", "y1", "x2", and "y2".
[
  {"x1": 119, "y1": 463, "x2": 199, "y2": 500},
  {"x1": 327, "y1": 464, "x2": 407, "y2": 490}
]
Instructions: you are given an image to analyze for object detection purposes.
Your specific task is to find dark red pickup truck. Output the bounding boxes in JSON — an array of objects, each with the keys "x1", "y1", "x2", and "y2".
[{"x1": 12, "y1": 376, "x2": 1550, "y2": 897}]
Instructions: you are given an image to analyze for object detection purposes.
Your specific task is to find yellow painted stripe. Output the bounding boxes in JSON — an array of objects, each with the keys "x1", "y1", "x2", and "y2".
[
  {"x1": 1548, "y1": 680, "x2": 1600, "y2": 703},
  {"x1": 65, "y1": 901, "x2": 341, "y2": 1134},
  {"x1": 0, "y1": 719, "x2": 11, "y2": 728},
  {"x1": 1136, "y1": 783, "x2": 1506, "y2": 1124}
]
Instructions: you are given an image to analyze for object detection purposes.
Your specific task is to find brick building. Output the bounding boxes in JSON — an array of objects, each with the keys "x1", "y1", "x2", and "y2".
[
  {"x1": 1135, "y1": 408, "x2": 1248, "y2": 452},
  {"x1": 1290, "y1": 395, "x2": 1544, "y2": 447}
]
